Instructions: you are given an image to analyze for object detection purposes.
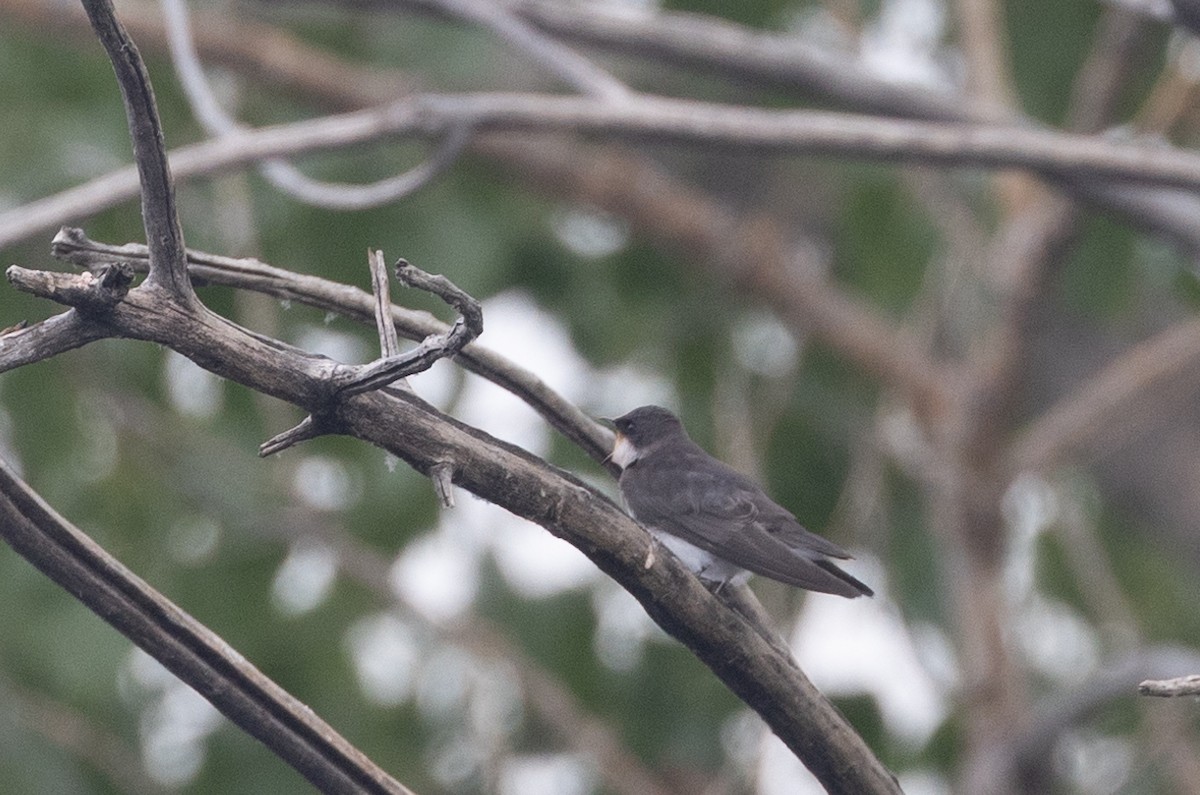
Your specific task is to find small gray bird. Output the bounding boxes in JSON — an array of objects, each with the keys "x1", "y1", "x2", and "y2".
[{"x1": 610, "y1": 405, "x2": 872, "y2": 598}]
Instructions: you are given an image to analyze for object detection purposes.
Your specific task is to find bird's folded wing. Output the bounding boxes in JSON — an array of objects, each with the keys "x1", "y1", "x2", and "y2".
[{"x1": 654, "y1": 512, "x2": 871, "y2": 596}]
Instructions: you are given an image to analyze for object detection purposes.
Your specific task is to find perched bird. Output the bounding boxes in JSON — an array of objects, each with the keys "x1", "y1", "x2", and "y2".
[{"x1": 609, "y1": 405, "x2": 872, "y2": 598}]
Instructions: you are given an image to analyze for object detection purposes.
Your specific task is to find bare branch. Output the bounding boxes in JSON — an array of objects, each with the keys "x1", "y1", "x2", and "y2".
[
  {"x1": 1140, "y1": 674, "x2": 1200, "y2": 697},
  {"x1": 161, "y1": 0, "x2": 470, "y2": 210},
  {"x1": 1008, "y1": 317, "x2": 1200, "y2": 473},
  {"x1": 0, "y1": 458, "x2": 413, "y2": 794},
  {"x1": 8, "y1": 263, "x2": 133, "y2": 311},
  {"x1": 256, "y1": 128, "x2": 472, "y2": 209},
  {"x1": 4, "y1": 255, "x2": 899, "y2": 793},
  {"x1": 498, "y1": 0, "x2": 978, "y2": 120},
  {"x1": 12, "y1": 92, "x2": 1200, "y2": 250},
  {"x1": 954, "y1": 0, "x2": 1019, "y2": 113},
  {"x1": 80, "y1": 0, "x2": 193, "y2": 301},
  {"x1": 332, "y1": 258, "x2": 482, "y2": 397},
  {"x1": 369, "y1": 249, "x2": 402, "y2": 359},
  {"x1": 47, "y1": 228, "x2": 614, "y2": 465},
  {"x1": 416, "y1": 0, "x2": 631, "y2": 99},
  {"x1": 259, "y1": 415, "x2": 330, "y2": 458},
  {"x1": 0, "y1": 308, "x2": 109, "y2": 373},
  {"x1": 12, "y1": 0, "x2": 1200, "y2": 256}
]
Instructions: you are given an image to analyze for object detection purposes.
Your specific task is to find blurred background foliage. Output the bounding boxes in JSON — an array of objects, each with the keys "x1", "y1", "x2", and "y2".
[{"x1": 2, "y1": 0, "x2": 1200, "y2": 793}]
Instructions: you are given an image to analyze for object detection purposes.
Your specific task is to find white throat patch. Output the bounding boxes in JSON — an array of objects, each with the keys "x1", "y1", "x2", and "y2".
[{"x1": 610, "y1": 433, "x2": 640, "y2": 469}]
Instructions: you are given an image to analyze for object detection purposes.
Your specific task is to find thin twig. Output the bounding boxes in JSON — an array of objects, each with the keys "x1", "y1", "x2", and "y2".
[
  {"x1": 261, "y1": 258, "x2": 480, "y2": 455},
  {"x1": 369, "y1": 249, "x2": 401, "y2": 359},
  {"x1": 259, "y1": 415, "x2": 329, "y2": 458},
  {"x1": 429, "y1": 461, "x2": 456, "y2": 507},
  {"x1": 333, "y1": 258, "x2": 482, "y2": 397}
]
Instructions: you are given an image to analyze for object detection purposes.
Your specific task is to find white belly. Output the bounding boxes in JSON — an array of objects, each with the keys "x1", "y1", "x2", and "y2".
[{"x1": 651, "y1": 529, "x2": 749, "y2": 586}]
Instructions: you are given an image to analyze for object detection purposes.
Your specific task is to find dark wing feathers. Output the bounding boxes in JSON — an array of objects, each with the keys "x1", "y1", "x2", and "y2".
[{"x1": 622, "y1": 449, "x2": 872, "y2": 597}]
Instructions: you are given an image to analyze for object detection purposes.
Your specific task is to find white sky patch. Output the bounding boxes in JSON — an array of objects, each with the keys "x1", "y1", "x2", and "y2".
[
  {"x1": 587, "y1": 364, "x2": 677, "y2": 420},
  {"x1": 407, "y1": 357, "x2": 459, "y2": 410},
  {"x1": 491, "y1": 518, "x2": 600, "y2": 598},
  {"x1": 430, "y1": 732, "x2": 487, "y2": 789},
  {"x1": 390, "y1": 530, "x2": 481, "y2": 623},
  {"x1": 860, "y1": 0, "x2": 956, "y2": 91},
  {"x1": 1001, "y1": 476, "x2": 1101, "y2": 679},
  {"x1": 1002, "y1": 473, "x2": 1058, "y2": 600},
  {"x1": 292, "y1": 455, "x2": 360, "y2": 511},
  {"x1": 345, "y1": 612, "x2": 419, "y2": 707},
  {"x1": 591, "y1": 583, "x2": 663, "y2": 672},
  {"x1": 164, "y1": 350, "x2": 223, "y2": 419},
  {"x1": 898, "y1": 769, "x2": 954, "y2": 795},
  {"x1": 455, "y1": 290, "x2": 589, "y2": 454},
  {"x1": 121, "y1": 648, "x2": 222, "y2": 789},
  {"x1": 732, "y1": 311, "x2": 799, "y2": 377},
  {"x1": 1014, "y1": 594, "x2": 1100, "y2": 682},
  {"x1": 499, "y1": 753, "x2": 595, "y2": 795},
  {"x1": 551, "y1": 206, "x2": 630, "y2": 259},
  {"x1": 271, "y1": 541, "x2": 339, "y2": 617},
  {"x1": 294, "y1": 326, "x2": 370, "y2": 364},
  {"x1": 467, "y1": 661, "x2": 524, "y2": 741},
  {"x1": 757, "y1": 731, "x2": 825, "y2": 795},
  {"x1": 74, "y1": 397, "x2": 119, "y2": 483},
  {"x1": 416, "y1": 646, "x2": 475, "y2": 721},
  {"x1": 791, "y1": 556, "x2": 948, "y2": 747},
  {"x1": 166, "y1": 514, "x2": 222, "y2": 566},
  {"x1": 1056, "y1": 730, "x2": 1133, "y2": 795}
]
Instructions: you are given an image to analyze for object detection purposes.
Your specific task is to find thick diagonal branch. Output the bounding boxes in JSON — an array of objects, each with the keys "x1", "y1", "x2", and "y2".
[
  {"x1": 0, "y1": 458, "x2": 412, "y2": 795},
  {"x1": 4, "y1": 266, "x2": 900, "y2": 794}
]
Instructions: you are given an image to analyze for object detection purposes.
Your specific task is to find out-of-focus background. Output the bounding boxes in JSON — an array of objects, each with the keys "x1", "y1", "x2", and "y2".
[{"x1": 2, "y1": 0, "x2": 1200, "y2": 792}]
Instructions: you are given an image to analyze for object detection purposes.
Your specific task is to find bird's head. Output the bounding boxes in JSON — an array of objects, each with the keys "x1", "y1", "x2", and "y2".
[{"x1": 607, "y1": 405, "x2": 686, "y2": 469}]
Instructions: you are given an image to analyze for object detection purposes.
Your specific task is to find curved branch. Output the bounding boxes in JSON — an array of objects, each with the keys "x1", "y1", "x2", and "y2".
[
  {"x1": 4, "y1": 262, "x2": 901, "y2": 794},
  {"x1": 162, "y1": 0, "x2": 471, "y2": 210}
]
